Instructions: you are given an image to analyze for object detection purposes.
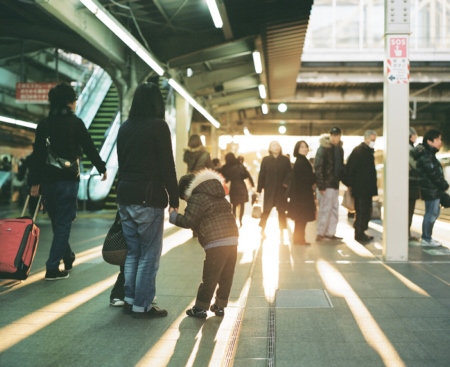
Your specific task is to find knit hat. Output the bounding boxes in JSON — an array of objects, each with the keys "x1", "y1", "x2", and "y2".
[{"x1": 178, "y1": 174, "x2": 195, "y2": 199}]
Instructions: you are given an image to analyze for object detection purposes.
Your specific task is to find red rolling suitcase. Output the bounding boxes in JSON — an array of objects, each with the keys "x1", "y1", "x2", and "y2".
[{"x1": 0, "y1": 196, "x2": 41, "y2": 280}]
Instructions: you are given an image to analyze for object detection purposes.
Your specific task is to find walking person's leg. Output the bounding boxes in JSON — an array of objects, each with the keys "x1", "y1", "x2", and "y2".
[
  {"x1": 110, "y1": 265, "x2": 125, "y2": 306},
  {"x1": 422, "y1": 199, "x2": 441, "y2": 244},
  {"x1": 131, "y1": 207, "x2": 165, "y2": 316},
  {"x1": 238, "y1": 203, "x2": 245, "y2": 227},
  {"x1": 213, "y1": 246, "x2": 238, "y2": 314},
  {"x1": 316, "y1": 189, "x2": 332, "y2": 239},
  {"x1": 43, "y1": 181, "x2": 78, "y2": 279},
  {"x1": 324, "y1": 189, "x2": 340, "y2": 237}
]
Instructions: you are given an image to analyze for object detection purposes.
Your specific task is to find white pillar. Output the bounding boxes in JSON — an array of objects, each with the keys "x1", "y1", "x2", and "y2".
[
  {"x1": 174, "y1": 93, "x2": 192, "y2": 211},
  {"x1": 382, "y1": 0, "x2": 411, "y2": 261}
]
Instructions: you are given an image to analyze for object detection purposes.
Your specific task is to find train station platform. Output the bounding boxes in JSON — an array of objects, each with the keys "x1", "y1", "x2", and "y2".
[{"x1": 1, "y1": 204, "x2": 450, "y2": 367}]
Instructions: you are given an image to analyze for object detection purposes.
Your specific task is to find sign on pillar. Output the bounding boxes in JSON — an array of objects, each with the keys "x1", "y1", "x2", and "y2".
[{"x1": 386, "y1": 36, "x2": 410, "y2": 84}]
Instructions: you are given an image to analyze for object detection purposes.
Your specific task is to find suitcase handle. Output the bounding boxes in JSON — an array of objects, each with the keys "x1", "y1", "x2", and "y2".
[{"x1": 21, "y1": 195, "x2": 42, "y2": 222}]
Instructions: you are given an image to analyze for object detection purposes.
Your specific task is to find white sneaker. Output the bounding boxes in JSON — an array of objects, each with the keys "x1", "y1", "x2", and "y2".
[
  {"x1": 421, "y1": 239, "x2": 442, "y2": 247},
  {"x1": 110, "y1": 298, "x2": 125, "y2": 307}
]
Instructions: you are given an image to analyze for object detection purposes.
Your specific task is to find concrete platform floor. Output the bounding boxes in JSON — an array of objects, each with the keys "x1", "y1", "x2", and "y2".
[{"x1": 1, "y1": 204, "x2": 450, "y2": 367}]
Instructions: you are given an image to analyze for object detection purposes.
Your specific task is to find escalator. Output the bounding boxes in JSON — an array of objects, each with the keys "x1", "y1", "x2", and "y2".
[{"x1": 81, "y1": 84, "x2": 119, "y2": 172}]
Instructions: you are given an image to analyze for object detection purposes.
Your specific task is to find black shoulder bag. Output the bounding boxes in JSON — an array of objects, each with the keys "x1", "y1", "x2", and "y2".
[{"x1": 45, "y1": 119, "x2": 80, "y2": 175}]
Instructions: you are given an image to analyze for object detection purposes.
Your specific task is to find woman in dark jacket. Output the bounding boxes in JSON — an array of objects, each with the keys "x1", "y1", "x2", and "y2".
[
  {"x1": 116, "y1": 82, "x2": 179, "y2": 319},
  {"x1": 287, "y1": 141, "x2": 316, "y2": 245},
  {"x1": 30, "y1": 82, "x2": 107, "y2": 281},
  {"x1": 183, "y1": 134, "x2": 213, "y2": 173},
  {"x1": 257, "y1": 141, "x2": 292, "y2": 233},
  {"x1": 221, "y1": 152, "x2": 254, "y2": 227}
]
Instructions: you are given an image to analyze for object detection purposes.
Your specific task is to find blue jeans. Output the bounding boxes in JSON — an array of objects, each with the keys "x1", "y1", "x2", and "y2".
[
  {"x1": 422, "y1": 198, "x2": 441, "y2": 241},
  {"x1": 119, "y1": 205, "x2": 164, "y2": 313},
  {"x1": 42, "y1": 181, "x2": 79, "y2": 270}
]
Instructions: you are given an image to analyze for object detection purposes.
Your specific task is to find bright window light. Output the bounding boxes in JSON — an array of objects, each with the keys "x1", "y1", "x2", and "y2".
[
  {"x1": 0, "y1": 116, "x2": 36, "y2": 129},
  {"x1": 258, "y1": 84, "x2": 266, "y2": 99},
  {"x1": 206, "y1": 0, "x2": 223, "y2": 28},
  {"x1": 261, "y1": 103, "x2": 268, "y2": 114},
  {"x1": 252, "y1": 51, "x2": 262, "y2": 74},
  {"x1": 278, "y1": 125, "x2": 287, "y2": 134},
  {"x1": 278, "y1": 103, "x2": 287, "y2": 113},
  {"x1": 200, "y1": 135, "x2": 206, "y2": 146},
  {"x1": 168, "y1": 79, "x2": 220, "y2": 128},
  {"x1": 244, "y1": 127, "x2": 251, "y2": 136}
]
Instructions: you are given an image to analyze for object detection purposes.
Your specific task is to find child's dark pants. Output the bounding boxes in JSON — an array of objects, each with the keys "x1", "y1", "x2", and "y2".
[{"x1": 195, "y1": 245, "x2": 238, "y2": 310}]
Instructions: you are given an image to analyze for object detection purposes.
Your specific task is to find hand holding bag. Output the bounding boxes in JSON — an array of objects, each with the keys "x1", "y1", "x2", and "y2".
[
  {"x1": 341, "y1": 189, "x2": 355, "y2": 211},
  {"x1": 102, "y1": 211, "x2": 127, "y2": 266},
  {"x1": 441, "y1": 192, "x2": 450, "y2": 208},
  {"x1": 251, "y1": 199, "x2": 262, "y2": 219}
]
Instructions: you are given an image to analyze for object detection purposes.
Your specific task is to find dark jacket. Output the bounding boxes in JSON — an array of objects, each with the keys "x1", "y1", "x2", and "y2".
[
  {"x1": 116, "y1": 117, "x2": 179, "y2": 209},
  {"x1": 413, "y1": 144, "x2": 449, "y2": 200},
  {"x1": 346, "y1": 142, "x2": 378, "y2": 198},
  {"x1": 409, "y1": 141, "x2": 421, "y2": 200},
  {"x1": 183, "y1": 147, "x2": 213, "y2": 173},
  {"x1": 257, "y1": 154, "x2": 291, "y2": 210},
  {"x1": 173, "y1": 170, "x2": 239, "y2": 248},
  {"x1": 287, "y1": 155, "x2": 316, "y2": 222},
  {"x1": 29, "y1": 108, "x2": 106, "y2": 185},
  {"x1": 220, "y1": 163, "x2": 253, "y2": 205},
  {"x1": 314, "y1": 134, "x2": 344, "y2": 190}
]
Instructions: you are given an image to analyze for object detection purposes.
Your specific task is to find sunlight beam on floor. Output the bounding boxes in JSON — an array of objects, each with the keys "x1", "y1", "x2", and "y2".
[
  {"x1": 0, "y1": 275, "x2": 117, "y2": 353},
  {"x1": 317, "y1": 260, "x2": 406, "y2": 367}
]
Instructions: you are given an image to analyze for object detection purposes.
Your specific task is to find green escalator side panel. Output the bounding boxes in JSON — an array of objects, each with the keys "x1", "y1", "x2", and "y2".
[{"x1": 81, "y1": 84, "x2": 119, "y2": 171}]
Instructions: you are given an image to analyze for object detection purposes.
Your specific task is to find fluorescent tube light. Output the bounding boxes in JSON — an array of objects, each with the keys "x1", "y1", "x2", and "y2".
[
  {"x1": 206, "y1": 0, "x2": 223, "y2": 28},
  {"x1": 261, "y1": 103, "x2": 268, "y2": 114},
  {"x1": 168, "y1": 79, "x2": 220, "y2": 129},
  {"x1": 80, "y1": 0, "x2": 164, "y2": 76},
  {"x1": 258, "y1": 84, "x2": 266, "y2": 99},
  {"x1": 0, "y1": 116, "x2": 36, "y2": 129},
  {"x1": 252, "y1": 51, "x2": 262, "y2": 74},
  {"x1": 136, "y1": 48, "x2": 164, "y2": 76}
]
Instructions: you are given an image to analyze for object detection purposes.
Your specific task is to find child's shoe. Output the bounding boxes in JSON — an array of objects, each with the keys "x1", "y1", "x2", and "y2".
[
  {"x1": 186, "y1": 306, "x2": 207, "y2": 318},
  {"x1": 210, "y1": 304, "x2": 224, "y2": 316}
]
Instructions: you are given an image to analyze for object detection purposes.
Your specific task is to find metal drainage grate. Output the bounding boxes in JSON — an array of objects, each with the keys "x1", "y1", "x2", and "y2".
[{"x1": 275, "y1": 289, "x2": 333, "y2": 308}]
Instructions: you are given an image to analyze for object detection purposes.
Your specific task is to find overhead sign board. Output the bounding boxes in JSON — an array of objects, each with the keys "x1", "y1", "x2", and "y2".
[{"x1": 16, "y1": 82, "x2": 57, "y2": 104}]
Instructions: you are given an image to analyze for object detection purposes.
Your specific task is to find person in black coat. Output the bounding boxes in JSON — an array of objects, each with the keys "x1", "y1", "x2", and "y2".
[
  {"x1": 221, "y1": 152, "x2": 254, "y2": 227},
  {"x1": 287, "y1": 141, "x2": 316, "y2": 245},
  {"x1": 413, "y1": 129, "x2": 449, "y2": 247},
  {"x1": 346, "y1": 130, "x2": 378, "y2": 242},
  {"x1": 30, "y1": 82, "x2": 107, "y2": 280},
  {"x1": 116, "y1": 82, "x2": 179, "y2": 318},
  {"x1": 257, "y1": 141, "x2": 292, "y2": 233},
  {"x1": 408, "y1": 127, "x2": 421, "y2": 240}
]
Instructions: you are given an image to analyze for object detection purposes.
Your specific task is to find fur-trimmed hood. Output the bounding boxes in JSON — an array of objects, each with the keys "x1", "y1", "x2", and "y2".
[
  {"x1": 319, "y1": 134, "x2": 332, "y2": 148},
  {"x1": 185, "y1": 169, "x2": 224, "y2": 199},
  {"x1": 319, "y1": 134, "x2": 343, "y2": 148}
]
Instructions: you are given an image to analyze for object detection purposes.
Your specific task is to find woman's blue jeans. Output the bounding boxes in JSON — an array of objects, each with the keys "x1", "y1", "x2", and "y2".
[
  {"x1": 422, "y1": 198, "x2": 441, "y2": 241},
  {"x1": 119, "y1": 205, "x2": 164, "y2": 313},
  {"x1": 42, "y1": 181, "x2": 79, "y2": 270}
]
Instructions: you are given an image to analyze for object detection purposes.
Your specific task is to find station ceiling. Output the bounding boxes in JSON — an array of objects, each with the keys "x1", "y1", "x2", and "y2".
[{"x1": 0, "y1": 0, "x2": 449, "y2": 143}]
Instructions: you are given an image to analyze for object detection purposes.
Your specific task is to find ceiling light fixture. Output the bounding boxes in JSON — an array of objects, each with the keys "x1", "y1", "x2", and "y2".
[
  {"x1": 187, "y1": 68, "x2": 193, "y2": 77},
  {"x1": 278, "y1": 103, "x2": 287, "y2": 113},
  {"x1": 278, "y1": 125, "x2": 286, "y2": 134},
  {"x1": 168, "y1": 79, "x2": 220, "y2": 128},
  {"x1": 258, "y1": 84, "x2": 266, "y2": 99},
  {"x1": 261, "y1": 103, "x2": 268, "y2": 114},
  {"x1": 80, "y1": 0, "x2": 220, "y2": 129},
  {"x1": 0, "y1": 115, "x2": 36, "y2": 129},
  {"x1": 80, "y1": 0, "x2": 164, "y2": 76},
  {"x1": 206, "y1": 0, "x2": 223, "y2": 28},
  {"x1": 252, "y1": 51, "x2": 262, "y2": 74}
]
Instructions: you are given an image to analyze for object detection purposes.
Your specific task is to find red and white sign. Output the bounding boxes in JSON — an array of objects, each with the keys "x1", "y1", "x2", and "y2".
[
  {"x1": 386, "y1": 59, "x2": 410, "y2": 84},
  {"x1": 389, "y1": 37, "x2": 408, "y2": 58},
  {"x1": 16, "y1": 82, "x2": 57, "y2": 104}
]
